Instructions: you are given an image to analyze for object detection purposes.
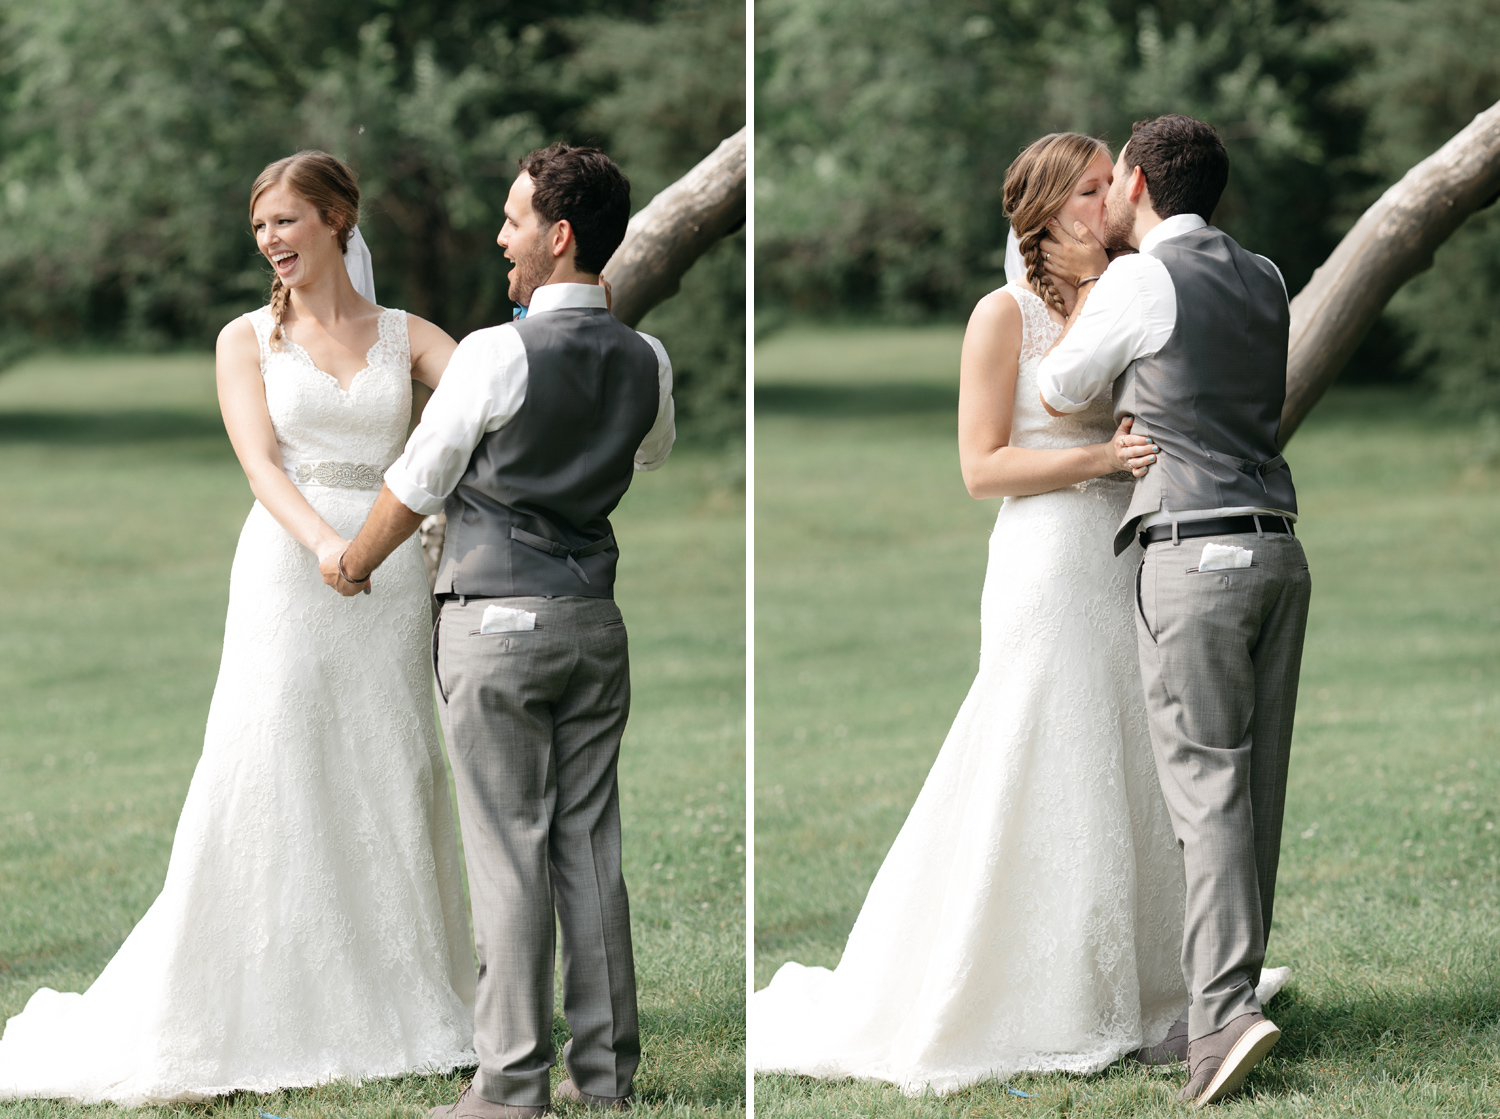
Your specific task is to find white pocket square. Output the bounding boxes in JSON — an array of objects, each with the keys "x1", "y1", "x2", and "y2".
[
  {"x1": 480, "y1": 605, "x2": 537, "y2": 634},
  {"x1": 1199, "y1": 542, "x2": 1253, "y2": 571}
]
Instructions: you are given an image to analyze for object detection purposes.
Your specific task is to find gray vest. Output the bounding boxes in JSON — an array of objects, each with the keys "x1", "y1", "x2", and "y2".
[
  {"x1": 1112, "y1": 225, "x2": 1296, "y2": 554},
  {"x1": 435, "y1": 307, "x2": 661, "y2": 598}
]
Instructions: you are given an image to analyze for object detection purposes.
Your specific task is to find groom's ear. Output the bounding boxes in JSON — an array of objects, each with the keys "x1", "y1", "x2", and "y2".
[{"x1": 549, "y1": 218, "x2": 577, "y2": 262}]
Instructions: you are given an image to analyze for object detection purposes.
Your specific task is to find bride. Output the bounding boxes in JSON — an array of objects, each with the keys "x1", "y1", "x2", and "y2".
[
  {"x1": 752, "y1": 133, "x2": 1189, "y2": 1092},
  {"x1": 0, "y1": 150, "x2": 478, "y2": 1104}
]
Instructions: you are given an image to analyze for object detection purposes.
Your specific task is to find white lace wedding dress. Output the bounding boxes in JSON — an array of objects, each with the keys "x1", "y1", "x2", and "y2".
[
  {"x1": 751, "y1": 284, "x2": 1191, "y2": 1092},
  {"x1": 0, "y1": 307, "x2": 478, "y2": 1106}
]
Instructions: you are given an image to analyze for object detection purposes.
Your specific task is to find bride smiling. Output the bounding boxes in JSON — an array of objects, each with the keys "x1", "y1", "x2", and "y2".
[{"x1": 0, "y1": 150, "x2": 478, "y2": 1105}]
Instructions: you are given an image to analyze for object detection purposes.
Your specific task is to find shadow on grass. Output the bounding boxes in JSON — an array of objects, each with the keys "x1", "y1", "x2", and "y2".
[
  {"x1": 1261, "y1": 974, "x2": 1500, "y2": 1077},
  {"x1": 756, "y1": 383, "x2": 957, "y2": 417},
  {"x1": 0, "y1": 410, "x2": 225, "y2": 445}
]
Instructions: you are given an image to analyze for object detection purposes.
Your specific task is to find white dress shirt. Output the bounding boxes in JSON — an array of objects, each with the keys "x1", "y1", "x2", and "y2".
[
  {"x1": 384, "y1": 283, "x2": 675, "y2": 517},
  {"x1": 1035, "y1": 214, "x2": 1294, "y2": 527}
]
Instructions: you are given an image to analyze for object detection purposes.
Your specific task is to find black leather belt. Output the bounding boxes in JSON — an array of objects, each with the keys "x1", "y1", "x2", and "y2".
[{"x1": 1139, "y1": 515, "x2": 1294, "y2": 548}]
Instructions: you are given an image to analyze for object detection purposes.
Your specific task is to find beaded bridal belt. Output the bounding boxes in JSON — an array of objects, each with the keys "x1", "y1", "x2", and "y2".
[{"x1": 288, "y1": 460, "x2": 384, "y2": 490}]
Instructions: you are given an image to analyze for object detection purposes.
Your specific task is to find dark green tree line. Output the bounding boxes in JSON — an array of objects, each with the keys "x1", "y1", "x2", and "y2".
[
  {"x1": 0, "y1": 0, "x2": 744, "y2": 435},
  {"x1": 756, "y1": 0, "x2": 1500, "y2": 400}
]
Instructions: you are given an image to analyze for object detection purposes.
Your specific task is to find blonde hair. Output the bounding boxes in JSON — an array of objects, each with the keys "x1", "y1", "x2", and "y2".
[
  {"x1": 1002, "y1": 132, "x2": 1109, "y2": 318},
  {"x1": 249, "y1": 150, "x2": 361, "y2": 349}
]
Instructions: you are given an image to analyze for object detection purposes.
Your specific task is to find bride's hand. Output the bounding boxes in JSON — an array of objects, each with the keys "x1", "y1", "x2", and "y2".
[
  {"x1": 1040, "y1": 219, "x2": 1110, "y2": 289},
  {"x1": 1105, "y1": 416, "x2": 1158, "y2": 477},
  {"x1": 316, "y1": 537, "x2": 348, "y2": 585}
]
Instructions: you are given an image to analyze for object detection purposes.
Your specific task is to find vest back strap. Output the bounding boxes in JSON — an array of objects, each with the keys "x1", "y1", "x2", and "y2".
[
  {"x1": 1200, "y1": 448, "x2": 1288, "y2": 492},
  {"x1": 509, "y1": 526, "x2": 617, "y2": 584}
]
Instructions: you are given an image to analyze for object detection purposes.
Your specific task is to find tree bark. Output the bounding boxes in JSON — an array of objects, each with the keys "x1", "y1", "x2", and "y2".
[
  {"x1": 1281, "y1": 99, "x2": 1500, "y2": 443},
  {"x1": 417, "y1": 128, "x2": 748, "y2": 585},
  {"x1": 602, "y1": 127, "x2": 747, "y2": 329}
]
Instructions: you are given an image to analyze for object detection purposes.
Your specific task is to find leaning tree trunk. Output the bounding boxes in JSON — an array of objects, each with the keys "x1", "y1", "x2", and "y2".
[
  {"x1": 1280, "y1": 99, "x2": 1500, "y2": 444},
  {"x1": 602, "y1": 127, "x2": 747, "y2": 328},
  {"x1": 417, "y1": 128, "x2": 748, "y2": 585}
]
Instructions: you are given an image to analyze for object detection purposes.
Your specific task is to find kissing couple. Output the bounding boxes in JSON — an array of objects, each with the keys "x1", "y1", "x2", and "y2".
[
  {"x1": 753, "y1": 114, "x2": 1311, "y2": 1107},
  {"x1": 0, "y1": 142, "x2": 674, "y2": 1118}
]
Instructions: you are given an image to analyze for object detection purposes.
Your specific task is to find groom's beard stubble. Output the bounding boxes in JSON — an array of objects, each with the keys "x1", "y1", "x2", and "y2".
[
  {"x1": 508, "y1": 242, "x2": 553, "y2": 308},
  {"x1": 1102, "y1": 194, "x2": 1135, "y2": 253}
]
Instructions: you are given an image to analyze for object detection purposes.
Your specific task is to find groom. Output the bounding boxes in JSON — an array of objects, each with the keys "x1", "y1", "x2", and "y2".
[
  {"x1": 1036, "y1": 115, "x2": 1311, "y2": 1106},
  {"x1": 326, "y1": 143, "x2": 674, "y2": 1117}
]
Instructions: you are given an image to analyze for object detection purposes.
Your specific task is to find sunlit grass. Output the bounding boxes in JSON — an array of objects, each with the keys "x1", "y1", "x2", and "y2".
[
  {"x1": 753, "y1": 328, "x2": 1500, "y2": 1117},
  {"x1": 0, "y1": 353, "x2": 745, "y2": 1117}
]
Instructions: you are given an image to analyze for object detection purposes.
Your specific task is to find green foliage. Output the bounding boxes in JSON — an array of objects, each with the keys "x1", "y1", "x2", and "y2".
[
  {"x1": 1323, "y1": 0, "x2": 1500, "y2": 408},
  {"x1": 756, "y1": 0, "x2": 1500, "y2": 395},
  {"x1": 0, "y1": 0, "x2": 744, "y2": 434},
  {"x1": 756, "y1": 0, "x2": 1355, "y2": 317}
]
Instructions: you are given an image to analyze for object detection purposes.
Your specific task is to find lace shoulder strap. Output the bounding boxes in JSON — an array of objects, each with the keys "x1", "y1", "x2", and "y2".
[
  {"x1": 997, "y1": 282, "x2": 1055, "y2": 368},
  {"x1": 368, "y1": 308, "x2": 412, "y2": 376}
]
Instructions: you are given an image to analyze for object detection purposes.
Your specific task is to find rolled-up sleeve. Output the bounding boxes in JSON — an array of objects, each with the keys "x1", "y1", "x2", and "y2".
[
  {"x1": 634, "y1": 332, "x2": 675, "y2": 472},
  {"x1": 1035, "y1": 253, "x2": 1174, "y2": 413},
  {"x1": 383, "y1": 326, "x2": 528, "y2": 515}
]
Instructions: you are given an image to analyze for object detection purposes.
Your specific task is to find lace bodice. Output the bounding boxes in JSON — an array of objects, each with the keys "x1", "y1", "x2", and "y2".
[
  {"x1": 1003, "y1": 283, "x2": 1118, "y2": 451},
  {"x1": 246, "y1": 307, "x2": 412, "y2": 478}
]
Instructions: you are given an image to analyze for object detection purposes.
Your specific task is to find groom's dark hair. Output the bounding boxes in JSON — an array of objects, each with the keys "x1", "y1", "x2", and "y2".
[
  {"x1": 520, "y1": 143, "x2": 632, "y2": 275},
  {"x1": 1122, "y1": 115, "x2": 1228, "y2": 222}
]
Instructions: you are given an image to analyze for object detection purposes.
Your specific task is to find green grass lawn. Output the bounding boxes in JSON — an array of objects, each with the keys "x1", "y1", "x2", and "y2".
[
  {"x1": 754, "y1": 325, "x2": 1500, "y2": 1116},
  {"x1": 0, "y1": 353, "x2": 745, "y2": 1118}
]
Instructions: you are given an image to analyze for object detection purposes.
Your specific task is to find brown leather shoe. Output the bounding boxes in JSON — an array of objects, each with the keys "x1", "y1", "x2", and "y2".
[
  {"x1": 428, "y1": 1083, "x2": 550, "y2": 1119},
  {"x1": 1132, "y1": 1016, "x2": 1188, "y2": 1066},
  {"x1": 1177, "y1": 1011, "x2": 1280, "y2": 1106},
  {"x1": 556, "y1": 1078, "x2": 632, "y2": 1111}
]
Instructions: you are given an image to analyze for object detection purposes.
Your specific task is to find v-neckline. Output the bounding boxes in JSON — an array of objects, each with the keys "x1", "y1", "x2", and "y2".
[{"x1": 281, "y1": 308, "x2": 389, "y2": 394}]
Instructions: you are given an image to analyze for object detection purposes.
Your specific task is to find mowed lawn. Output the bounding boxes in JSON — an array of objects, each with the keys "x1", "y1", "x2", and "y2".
[
  {"x1": 0, "y1": 354, "x2": 745, "y2": 1118},
  {"x1": 754, "y1": 326, "x2": 1500, "y2": 1117}
]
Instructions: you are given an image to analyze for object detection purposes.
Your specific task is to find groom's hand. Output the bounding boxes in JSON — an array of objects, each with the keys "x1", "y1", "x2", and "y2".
[
  {"x1": 1040, "y1": 220, "x2": 1109, "y2": 289},
  {"x1": 318, "y1": 540, "x2": 372, "y2": 596}
]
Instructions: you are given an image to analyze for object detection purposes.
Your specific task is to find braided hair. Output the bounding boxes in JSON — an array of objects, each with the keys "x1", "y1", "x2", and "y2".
[
  {"x1": 248, "y1": 151, "x2": 361, "y2": 350},
  {"x1": 1001, "y1": 133, "x2": 1109, "y2": 319}
]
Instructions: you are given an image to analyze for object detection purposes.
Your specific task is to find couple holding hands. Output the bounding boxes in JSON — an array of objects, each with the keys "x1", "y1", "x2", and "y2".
[{"x1": 0, "y1": 143, "x2": 671, "y2": 1118}]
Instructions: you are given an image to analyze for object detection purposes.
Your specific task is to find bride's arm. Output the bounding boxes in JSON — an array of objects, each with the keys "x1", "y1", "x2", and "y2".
[
  {"x1": 405, "y1": 313, "x2": 460, "y2": 429},
  {"x1": 407, "y1": 314, "x2": 459, "y2": 391},
  {"x1": 958, "y1": 291, "x2": 1156, "y2": 499},
  {"x1": 215, "y1": 317, "x2": 350, "y2": 568}
]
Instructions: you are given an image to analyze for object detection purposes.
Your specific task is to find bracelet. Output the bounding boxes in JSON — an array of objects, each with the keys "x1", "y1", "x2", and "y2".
[
  {"x1": 1077, "y1": 275, "x2": 1102, "y2": 287},
  {"x1": 338, "y1": 550, "x2": 372, "y2": 595}
]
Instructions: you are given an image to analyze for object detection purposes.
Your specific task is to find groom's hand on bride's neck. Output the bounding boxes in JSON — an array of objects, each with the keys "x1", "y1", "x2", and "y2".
[{"x1": 1040, "y1": 219, "x2": 1109, "y2": 289}]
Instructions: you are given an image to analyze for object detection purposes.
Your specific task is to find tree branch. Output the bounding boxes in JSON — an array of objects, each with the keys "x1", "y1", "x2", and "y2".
[
  {"x1": 1281, "y1": 99, "x2": 1500, "y2": 444},
  {"x1": 602, "y1": 127, "x2": 746, "y2": 329}
]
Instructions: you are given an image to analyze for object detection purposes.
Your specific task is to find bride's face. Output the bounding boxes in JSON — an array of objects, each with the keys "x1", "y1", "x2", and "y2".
[
  {"x1": 251, "y1": 185, "x2": 342, "y2": 288},
  {"x1": 1053, "y1": 150, "x2": 1113, "y2": 244}
]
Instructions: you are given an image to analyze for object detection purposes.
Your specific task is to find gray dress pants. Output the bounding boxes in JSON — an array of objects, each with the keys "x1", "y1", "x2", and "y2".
[
  {"x1": 433, "y1": 595, "x2": 640, "y2": 1107},
  {"x1": 1135, "y1": 530, "x2": 1311, "y2": 1041}
]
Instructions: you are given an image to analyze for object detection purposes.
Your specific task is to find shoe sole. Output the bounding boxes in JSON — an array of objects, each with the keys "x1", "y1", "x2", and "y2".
[{"x1": 1193, "y1": 1020, "x2": 1281, "y2": 1107}]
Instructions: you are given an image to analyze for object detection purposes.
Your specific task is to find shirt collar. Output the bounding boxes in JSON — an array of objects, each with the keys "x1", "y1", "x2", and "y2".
[
  {"x1": 1140, "y1": 212, "x2": 1208, "y2": 255},
  {"x1": 524, "y1": 282, "x2": 608, "y2": 317}
]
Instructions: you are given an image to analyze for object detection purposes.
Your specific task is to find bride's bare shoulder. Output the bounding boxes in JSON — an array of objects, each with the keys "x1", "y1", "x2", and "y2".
[
  {"x1": 966, "y1": 286, "x2": 1023, "y2": 342},
  {"x1": 215, "y1": 312, "x2": 259, "y2": 356}
]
